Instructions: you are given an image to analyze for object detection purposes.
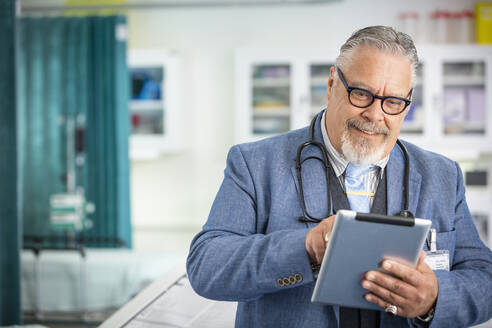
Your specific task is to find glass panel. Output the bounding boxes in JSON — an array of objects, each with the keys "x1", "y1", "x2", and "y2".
[
  {"x1": 402, "y1": 63, "x2": 424, "y2": 134},
  {"x1": 130, "y1": 66, "x2": 165, "y2": 135},
  {"x1": 131, "y1": 67, "x2": 163, "y2": 100},
  {"x1": 252, "y1": 116, "x2": 290, "y2": 134},
  {"x1": 252, "y1": 64, "x2": 290, "y2": 134},
  {"x1": 131, "y1": 109, "x2": 164, "y2": 134},
  {"x1": 310, "y1": 63, "x2": 332, "y2": 119},
  {"x1": 443, "y1": 61, "x2": 486, "y2": 135}
]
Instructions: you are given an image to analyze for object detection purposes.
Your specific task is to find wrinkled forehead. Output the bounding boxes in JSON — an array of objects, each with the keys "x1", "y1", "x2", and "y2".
[{"x1": 340, "y1": 46, "x2": 413, "y2": 96}]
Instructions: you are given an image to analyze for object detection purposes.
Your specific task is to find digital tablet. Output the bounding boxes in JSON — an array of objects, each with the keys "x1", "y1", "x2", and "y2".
[{"x1": 311, "y1": 210, "x2": 431, "y2": 310}]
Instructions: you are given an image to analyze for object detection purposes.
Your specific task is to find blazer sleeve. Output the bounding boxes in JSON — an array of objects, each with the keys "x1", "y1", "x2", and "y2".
[
  {"x1": 186, "y1": 145, "x2": 315, "y2": 302},
  {"x1": 429, "y1": 162, "x2": 492, "y2": 327}
]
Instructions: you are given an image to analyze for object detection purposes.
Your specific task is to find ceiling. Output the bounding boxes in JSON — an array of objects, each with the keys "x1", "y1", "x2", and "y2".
[{"x1": 20, "y1": 0, "x2": 341, "y2": 13}]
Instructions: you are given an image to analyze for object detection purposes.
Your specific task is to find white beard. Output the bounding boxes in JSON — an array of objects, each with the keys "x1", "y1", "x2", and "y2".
[{"x1": 340, "y1": 119, "x2": 388, "y2": 165}]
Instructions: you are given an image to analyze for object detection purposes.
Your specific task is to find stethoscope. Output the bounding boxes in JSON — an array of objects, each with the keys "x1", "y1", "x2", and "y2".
[{"x1": 296, "y1": 111, "x2": 414, "y2": 223}]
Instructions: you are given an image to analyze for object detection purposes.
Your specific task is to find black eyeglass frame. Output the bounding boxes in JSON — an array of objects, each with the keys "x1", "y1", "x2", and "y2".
[{"x1": 336, "y1": 67, "x2": 413, "y2": 115}]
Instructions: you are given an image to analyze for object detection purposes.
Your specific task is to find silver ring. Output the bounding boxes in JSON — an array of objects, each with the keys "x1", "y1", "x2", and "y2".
[{"x1": 385, "y1": 304, "x2": 397, "y2": 316}]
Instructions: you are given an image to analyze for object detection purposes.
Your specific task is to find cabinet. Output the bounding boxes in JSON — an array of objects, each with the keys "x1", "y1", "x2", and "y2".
[
  {"x1": 234, "y1": 48, "x2": 336, "y2": 143},
  {"x1": 235, "y1": 45, "x2": 492, "y2": 160},
  {"x1": 408, "y1": 45, "x2": 492, "y2": 159},
  {"x1": 462, "y1": 160, "x2": 492, "y2": 248},
  {"x1": 129, "y1": 50, "x2": 182, "y2": 159}
]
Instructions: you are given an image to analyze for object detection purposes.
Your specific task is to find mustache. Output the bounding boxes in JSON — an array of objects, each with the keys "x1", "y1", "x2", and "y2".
[{"x1": 346, "y1": 119, "x2": 389, "y2": 135}]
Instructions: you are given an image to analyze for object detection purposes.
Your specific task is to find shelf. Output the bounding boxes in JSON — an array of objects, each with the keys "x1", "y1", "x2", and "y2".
[
  {"x1": 252, "y1": 78, "x2": 290, "y2": 88},
  {"x1": 444, "y1": 75, "x2": 485, "y2": 86},
  {"x1": 311, "y1": 76, "x2": 330, "y2": 85},
  {"x1": 444, "y1": 121, "x2": 486, "y2": 135},
  {"x1": 253, "y1": 107, "x2": 290, "y2": 117},
  {"x1": 401, "y1": 127, "x2": 424, "y2": 134},
  {"x1": 401, "y1": 121, "x2": 424, "y2": 132},
  {"x1": 130, "y1": 100, "x2": 164, "y2": 111}
]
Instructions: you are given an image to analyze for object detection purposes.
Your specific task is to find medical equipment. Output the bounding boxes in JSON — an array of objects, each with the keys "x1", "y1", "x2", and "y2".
[{"x1": 49, "y1": 115, "x2": 94, "y2": 232}]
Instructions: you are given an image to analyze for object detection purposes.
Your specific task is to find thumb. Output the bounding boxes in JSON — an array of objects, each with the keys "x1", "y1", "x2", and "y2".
[{"x1": 417, "y1": 250, "x2": 432, "y2": 272}]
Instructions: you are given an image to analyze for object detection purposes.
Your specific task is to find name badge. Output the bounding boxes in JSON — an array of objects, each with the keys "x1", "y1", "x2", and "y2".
[{"x1": 425, "y1": 250, "x2": 450, "y2": 271}]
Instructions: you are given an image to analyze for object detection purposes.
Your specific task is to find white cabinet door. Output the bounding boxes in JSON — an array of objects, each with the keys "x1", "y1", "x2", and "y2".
[
  {"x1": 235, "y1": 48, "x2": 337, "y2": 143},
  {"x1": 129, "y1": 50, "x2": 182, "y2": 159},
  {"x1": 235, "y1": 49, "x2": 296, "y2": 142},
  {"x1": 309, "y1": 63, "x2": 332, "y2": 119},
  {"x1": 405, "y1": 45, "x2": 492, "y2": 160}
]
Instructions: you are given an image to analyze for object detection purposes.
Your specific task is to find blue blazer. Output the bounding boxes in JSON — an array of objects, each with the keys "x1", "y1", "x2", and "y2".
[{"x1": 187, "y1": 112, "x2": 492, "y2": 327}]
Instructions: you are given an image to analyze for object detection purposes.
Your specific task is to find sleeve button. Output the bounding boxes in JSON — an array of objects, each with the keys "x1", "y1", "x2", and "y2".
[
  {"x1": 295, "y1": 274, "x2": 302, "y2": 283},
  {"x1": 277, "y1": 278, "x2": 284, "y2": 286}
]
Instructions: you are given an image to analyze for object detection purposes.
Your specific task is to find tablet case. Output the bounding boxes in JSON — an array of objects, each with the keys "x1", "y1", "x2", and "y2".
[{"x1": 311, "y1": 210, "x2": 431, "y2": 310}]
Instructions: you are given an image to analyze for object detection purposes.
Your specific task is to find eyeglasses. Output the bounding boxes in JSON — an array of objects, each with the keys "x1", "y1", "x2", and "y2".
[{"x1": 336, "y1": 67, "x2": 412, "y2": 115}]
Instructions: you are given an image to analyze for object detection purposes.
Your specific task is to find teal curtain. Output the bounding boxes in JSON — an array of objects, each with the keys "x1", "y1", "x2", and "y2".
[
  {"x1": 17, "y1": 16, "x2": 132, "y2": 248},
  {"x1": 0, "y1": 0, "x2": 21, "y2": 324}
]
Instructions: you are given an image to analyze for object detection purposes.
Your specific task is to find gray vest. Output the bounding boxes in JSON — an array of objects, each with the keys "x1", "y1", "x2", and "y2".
[{"x1": 328, "y1": 164, "x2": 387, "y2": 328}]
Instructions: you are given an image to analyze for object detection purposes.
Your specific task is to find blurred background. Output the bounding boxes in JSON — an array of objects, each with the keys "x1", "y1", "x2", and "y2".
[{"x1": 1, "y1": 0, "x2": 491, "y2": 326}]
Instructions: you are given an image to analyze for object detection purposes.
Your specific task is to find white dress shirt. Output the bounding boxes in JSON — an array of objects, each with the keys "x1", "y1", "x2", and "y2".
[{"x1": 320, "y1": 111, "x2": 389, "y2": 208}]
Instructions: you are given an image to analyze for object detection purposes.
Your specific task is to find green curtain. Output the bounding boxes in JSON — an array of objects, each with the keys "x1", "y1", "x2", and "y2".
[
  {"x1": 17, "y1": 16, "x2": 132, "y2": 248},
  {"x1": 0, "y1": 0, "x2": 21, "y2": 324}
]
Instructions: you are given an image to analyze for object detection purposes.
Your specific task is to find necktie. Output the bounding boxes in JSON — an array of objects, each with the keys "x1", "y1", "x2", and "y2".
[
  {"x1": 344, "y1": 163, "x2": 376, "y2": 213},
  {"x1": 341, "y1": 163, "x2": 381, "y2": 328}
]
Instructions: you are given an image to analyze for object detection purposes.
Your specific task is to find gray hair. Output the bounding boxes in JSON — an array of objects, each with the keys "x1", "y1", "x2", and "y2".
[{"x1": 335, "y1": 26, "x2": 419, "y2": 85}]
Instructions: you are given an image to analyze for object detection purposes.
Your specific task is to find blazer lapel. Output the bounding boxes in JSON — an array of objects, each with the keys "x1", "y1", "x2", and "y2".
[{"x1": 386, "y1": 142, "x2": 422, "y2": 218}]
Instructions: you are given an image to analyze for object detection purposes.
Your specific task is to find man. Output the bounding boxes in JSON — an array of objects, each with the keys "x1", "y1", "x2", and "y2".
[{"x1": 187, "y1": 26, "x2": 492, "y2": 327}]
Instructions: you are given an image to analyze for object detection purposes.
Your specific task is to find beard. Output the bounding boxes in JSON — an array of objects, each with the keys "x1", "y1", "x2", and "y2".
[{"x1": 341, "y1": 119, "x2": 389, "y2": 165}]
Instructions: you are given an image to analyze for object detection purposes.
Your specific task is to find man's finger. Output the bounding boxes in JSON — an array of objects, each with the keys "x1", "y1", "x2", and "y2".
[
  {"x1": 315, "y1": 230, "x2": 327, "y2": 263},
  {"x1": 364, "y1": 293, "x2": 408, "y2": 318},
  {"x1": 362, "y1": 278, "x2": 408, "y2": 306},
  {"x1": 324, "y1": 231, "x2": 330, "y2": 243},
  {"x1": 363, "y1": 270, "x2": 414, "y2": 300},
  {"x1": 315, "y1": 217, "x2": 334, "y2": 263},
  {"x1": 416, "y1": 251, "x2": 433, "y2": 273},
  {"x1": 381, "y1": 260, "x2": 421, "y2": 286},
  {"x1": 305, "y1": 215, "x2": 336, "y2": 264}
]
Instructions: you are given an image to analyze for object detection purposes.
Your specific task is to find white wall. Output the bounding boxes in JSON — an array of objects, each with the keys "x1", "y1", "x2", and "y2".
[{"x1": 127, "y1": 0, "x2": 477, "y2": 252}]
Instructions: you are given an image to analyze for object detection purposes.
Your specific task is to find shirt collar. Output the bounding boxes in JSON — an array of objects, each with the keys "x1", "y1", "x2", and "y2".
[{"x1": 320, "y1": 110, "x2": 389, "y2": 178}]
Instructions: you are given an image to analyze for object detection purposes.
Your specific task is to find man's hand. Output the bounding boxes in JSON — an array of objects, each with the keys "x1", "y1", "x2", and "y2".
[
  {"x1": 305, "y1": 215, "x2": 336, "y2": 264},
  {"x1": 361, "y1": 251, "x2": 438, "y2": 318}
]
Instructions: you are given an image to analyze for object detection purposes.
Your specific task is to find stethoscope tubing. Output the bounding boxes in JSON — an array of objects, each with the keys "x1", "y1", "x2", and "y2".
[{"x1": 296, "y1": 111, "x2": 414, "y2": 223}]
